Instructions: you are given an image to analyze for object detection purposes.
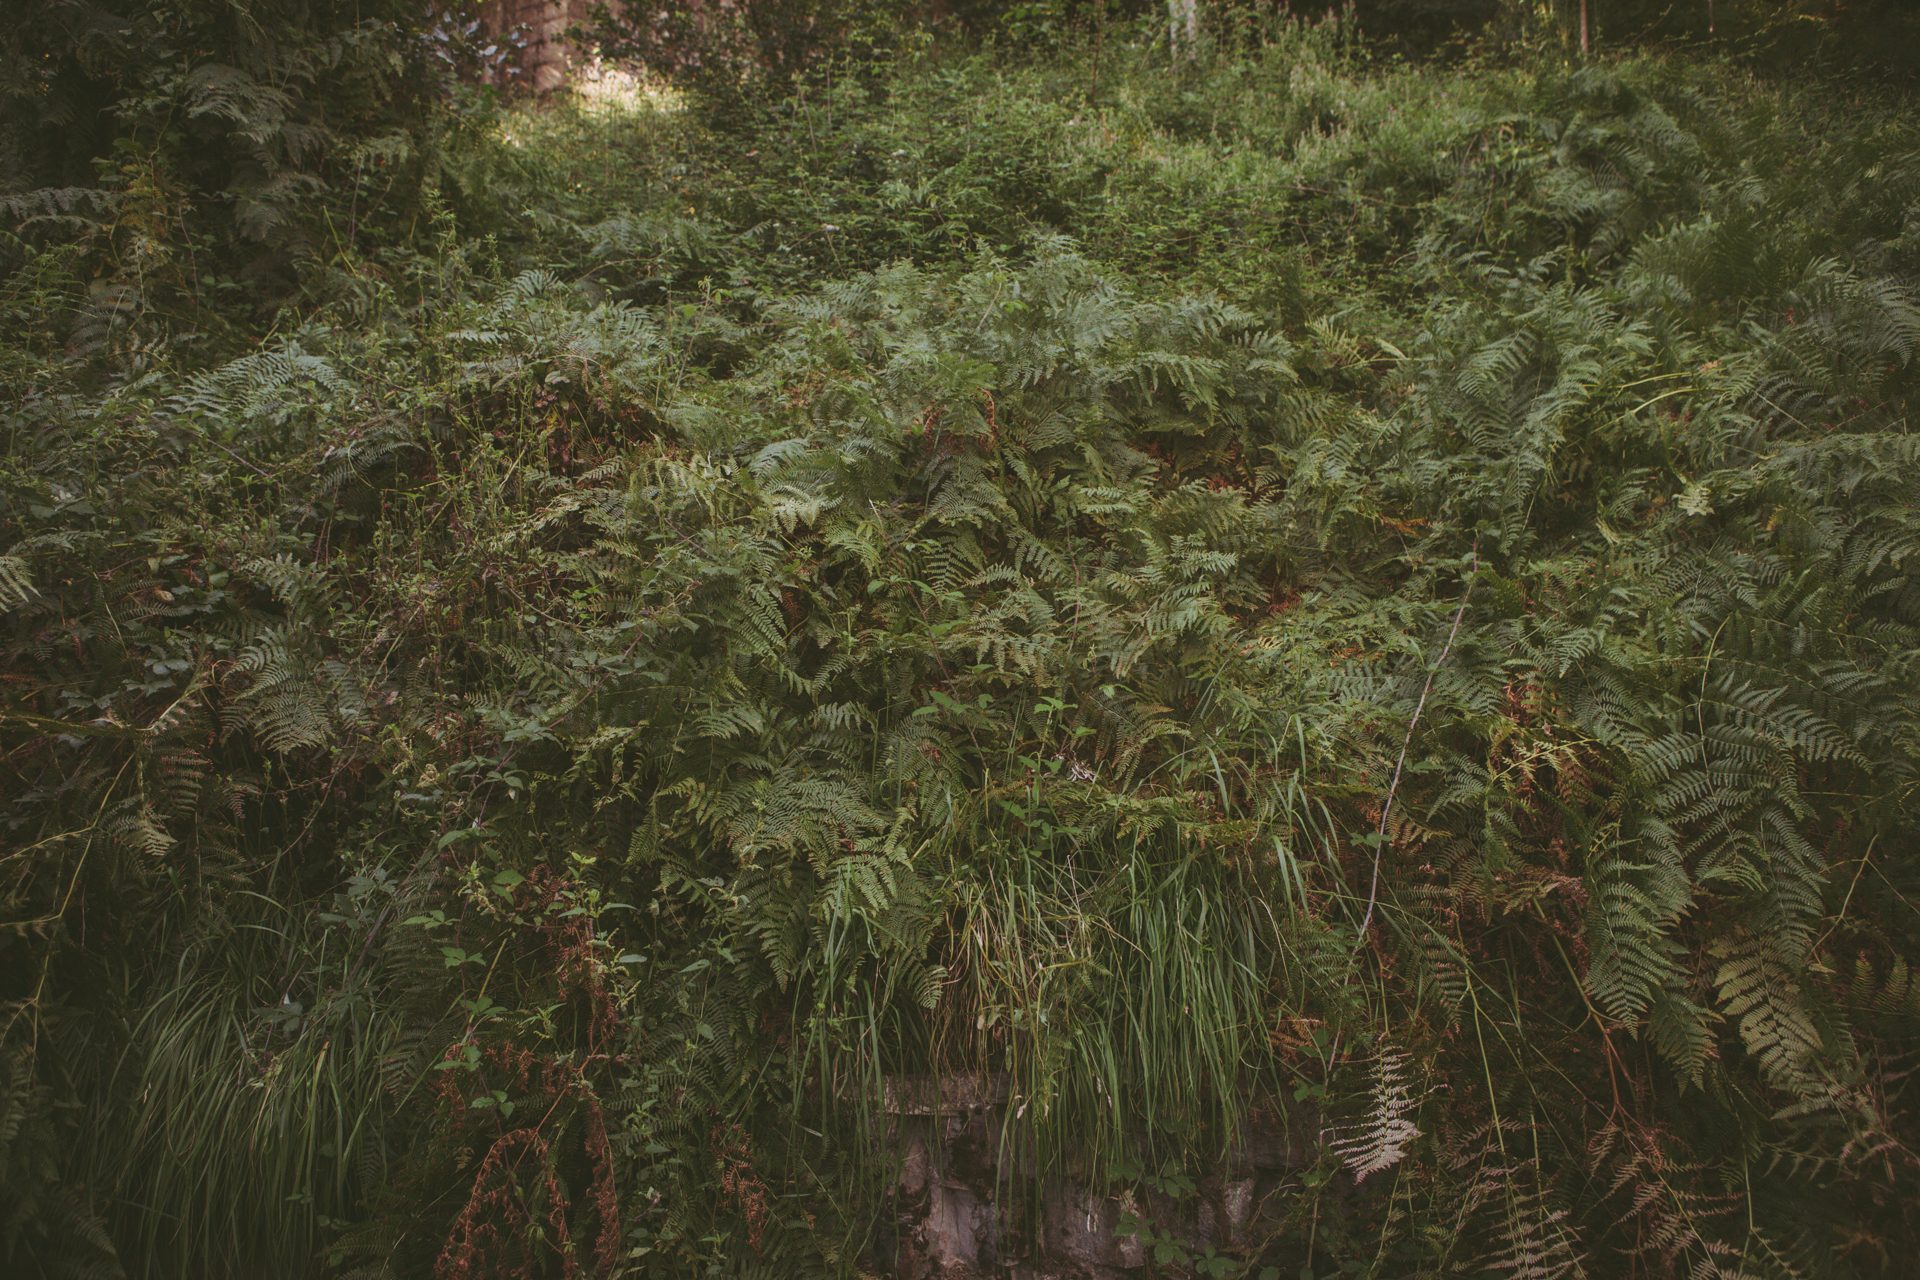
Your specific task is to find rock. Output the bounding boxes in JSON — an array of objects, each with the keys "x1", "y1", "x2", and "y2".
[
  {"x1": 924, "y1": 1179, "x2": 993, "y2": 1271},
  {"x1": 1041, "y1": 1181, "x2": 1128, "y2": 1270},
  {"x1": 877, "y1": 1075, "x2": 1319, "y2": 1277},
  {"x1": 900, "y1": 1127, "x2": 932, "y2": 1195},
  {"x1": 1226, "y1": 1177, "x2": 1256, "y2": 1226}
]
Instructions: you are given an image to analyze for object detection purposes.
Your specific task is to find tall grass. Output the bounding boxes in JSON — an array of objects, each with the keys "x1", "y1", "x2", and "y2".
[{"x1": 76, "y1": 900, "x2": 405, "y2": 1279}]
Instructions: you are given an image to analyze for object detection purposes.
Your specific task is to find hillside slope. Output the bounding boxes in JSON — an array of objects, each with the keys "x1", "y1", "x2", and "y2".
[{"x1": 4, "y1": 14, "x2": 1919, "y2": 1279}]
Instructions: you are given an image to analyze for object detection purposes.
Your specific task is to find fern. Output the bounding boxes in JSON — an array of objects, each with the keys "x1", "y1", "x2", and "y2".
[
  {"x1": 1712, "y1": 932, "x2": 1830, "y2": 1104},
  {"x1": 1327, "y1": 1048, "x2": 1424, "y2": 1183},
  {"x1": 7, "y1": 31, "x2": 1920, "y2": 1280}
]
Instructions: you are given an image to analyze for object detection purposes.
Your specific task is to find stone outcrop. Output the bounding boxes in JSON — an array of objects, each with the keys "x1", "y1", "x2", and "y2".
[{"x1": 873, "y1": 1076, "x2": 1317, "y2": 1279}]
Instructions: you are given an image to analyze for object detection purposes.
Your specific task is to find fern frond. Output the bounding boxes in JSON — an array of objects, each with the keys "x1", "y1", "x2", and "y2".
[{"x1": 1327, "y1": 1047, "x2": 1424, "y2": 1183}]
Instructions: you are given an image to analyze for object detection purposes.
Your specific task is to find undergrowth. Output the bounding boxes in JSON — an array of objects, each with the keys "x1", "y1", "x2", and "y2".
[{"x1": 4, "y1": 7, "x2": 1919, "y2": 1278}]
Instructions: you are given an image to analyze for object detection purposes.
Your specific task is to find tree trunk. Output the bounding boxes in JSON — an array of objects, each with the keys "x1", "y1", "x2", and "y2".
[
  {"x1": 1168, "y1": 0, "x2": 1199, "y2": 65},
  {"x1": 478, "y1": 0, "x2": 613, "y2": 92}
]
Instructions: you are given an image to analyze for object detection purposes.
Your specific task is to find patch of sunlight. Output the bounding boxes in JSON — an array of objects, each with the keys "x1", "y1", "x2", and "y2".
[
  {"x1": 570, "y1": 64, "x2": 688, "y2": 115},
  {"x1": 496, "y1": 63, "x2": 687, "y2": 149}
]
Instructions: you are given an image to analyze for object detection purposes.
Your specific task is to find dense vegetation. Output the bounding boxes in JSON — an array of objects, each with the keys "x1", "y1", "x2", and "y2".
[{"x1": 5, "y1": 3, "x2": 1920, "y2": 1277}]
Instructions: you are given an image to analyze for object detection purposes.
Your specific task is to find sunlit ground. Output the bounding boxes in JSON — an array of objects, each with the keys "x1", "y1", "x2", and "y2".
[
  {"x1": 493, "y1": 62, "x2": 695, "y2": 204},
  {"x1": 497, "y1": 63, "x2": 687, "y2": 144},
  {"x1": 572, "y1": 64, "x2": 687, "y2": 112}
]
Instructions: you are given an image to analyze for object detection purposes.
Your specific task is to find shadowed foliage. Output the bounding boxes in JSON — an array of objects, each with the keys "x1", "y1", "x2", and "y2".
[{"x1": 4, "y1": 4, "x2": 1919, "y2": 1278}]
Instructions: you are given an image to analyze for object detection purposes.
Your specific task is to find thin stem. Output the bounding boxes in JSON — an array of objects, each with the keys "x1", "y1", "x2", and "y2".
[{"x1": 1358, "y1": 543, "x2": 1477, "y2": 944}]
